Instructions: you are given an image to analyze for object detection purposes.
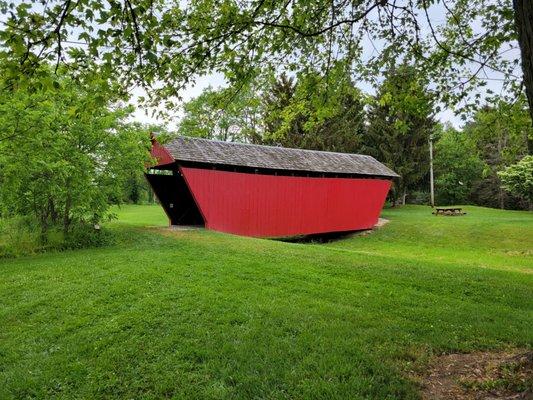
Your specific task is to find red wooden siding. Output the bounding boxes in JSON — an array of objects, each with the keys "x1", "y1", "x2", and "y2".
[
  {"x1": 181, "y1": 167, "x2": 391, "y2": 237},
  {"x1": 151, "y1": 141, "x2": 175, "y2": 166}
]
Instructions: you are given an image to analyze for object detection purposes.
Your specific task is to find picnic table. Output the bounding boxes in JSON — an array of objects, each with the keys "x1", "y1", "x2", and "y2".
[{"x1": 432, "y1": 207, "x2": 466, "y2": 216}]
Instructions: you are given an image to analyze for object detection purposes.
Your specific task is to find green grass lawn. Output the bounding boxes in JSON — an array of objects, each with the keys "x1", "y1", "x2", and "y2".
[{"x1": 1, "y1": 205, "x2": 532, "y2": 399}]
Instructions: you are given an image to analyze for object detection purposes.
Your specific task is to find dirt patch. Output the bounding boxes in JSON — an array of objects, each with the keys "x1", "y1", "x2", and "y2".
[
  {"x1": 414, "y1": 350, "x2": 532, "y2": 399},
  {"x1": 375, "y1": 218, "x2": 390, "y2": 228},
  {"x1": 349, "y1": 218, "x2": 390, "y2": 237},
  {"x1": 149, "y1": 226, "x2": 196, "y2": 238},
  {"x1": 505, "y1": 250, "x2": 533, "y2": 257}
]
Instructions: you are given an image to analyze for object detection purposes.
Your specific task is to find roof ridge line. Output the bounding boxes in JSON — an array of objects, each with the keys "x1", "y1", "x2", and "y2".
[
  {"x1": 162, "y1": 135, "x2": 399, "y2": 178},
  {"x1": 175, "y1": 135, "x2": 374, "y2": 159}
]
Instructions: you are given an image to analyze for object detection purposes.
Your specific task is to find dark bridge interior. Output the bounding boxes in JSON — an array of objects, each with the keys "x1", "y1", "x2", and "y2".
[{"x1": 145, "y1": 172, "x2": 204, "y2": 226}]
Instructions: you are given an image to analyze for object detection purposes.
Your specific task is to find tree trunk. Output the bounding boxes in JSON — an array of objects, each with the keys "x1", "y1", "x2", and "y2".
[
  {"x1": 499, "y1": 185, "x2": 505, "y2": 209},
  {"x1": 513, "y1": 0, "x2": 533, "y2": 154},
  {"x1": 497, "y1": 135, "x2": 505, "y2": 209},
  {"x1": 40, "y1": 214, "x2": 48, "y2": 242},
  {"x1": 48, "y1": 197, "x2": 58, "y2": 224},
  {"x1": 63, "y1": 194, "x2": 71, "y2": 234}
]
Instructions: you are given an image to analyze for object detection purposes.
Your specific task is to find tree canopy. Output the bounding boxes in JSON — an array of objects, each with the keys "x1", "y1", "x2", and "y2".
[
  {"x1": 364, "y1": 65, "x2": 435, "y2": 205},
  {"x1": 463, "y1": 96, "x2": 532, "y2": 208},
  {"x1": 433, "y1": 125, "x2": 485, "y2": 205},
  {"x1": 0, "y1": 59, "x2": 151, "y2": 235},
  {"x1": 262, "y1": 70, "x2": 366, "y2": 152},
  {"x1": 1, "y1": 0, "x2": 531, "y2": 146},
  {"x1": 178, "y1": 84, "x2": 263, "y2": 143}
]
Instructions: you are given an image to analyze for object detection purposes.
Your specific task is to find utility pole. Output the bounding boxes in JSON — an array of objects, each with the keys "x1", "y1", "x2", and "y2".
[{"x1": 429, "y1": 135, "x2": 435, "y2": 208}]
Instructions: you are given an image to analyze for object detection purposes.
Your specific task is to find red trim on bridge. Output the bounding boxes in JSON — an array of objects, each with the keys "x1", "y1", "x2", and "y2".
[{"x1": 150, "y1": 140, "x2": 175, "y2": 166}]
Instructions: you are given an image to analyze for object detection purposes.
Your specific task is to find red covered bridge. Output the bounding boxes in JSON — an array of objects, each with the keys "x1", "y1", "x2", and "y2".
[{"x1": 147, "y1": 136, "x2": 399, "y2": 238}]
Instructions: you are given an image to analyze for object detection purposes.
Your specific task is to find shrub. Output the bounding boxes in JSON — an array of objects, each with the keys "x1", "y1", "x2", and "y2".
[
  {"x1": 0, "y1": 217, "x2": 42, "y2": 257},
  {"x1": 63, "y1": 223, "x2": 115, "y2": 250},
  {"x1": 0, "y1": 217, "x2": 114, "y2": 258},
  {"x1": 498, "y1": 155, "x2": 533, "y2": 205},
  {"x1": 407, "y1": 190, "x2": 430, "y2": 205}
]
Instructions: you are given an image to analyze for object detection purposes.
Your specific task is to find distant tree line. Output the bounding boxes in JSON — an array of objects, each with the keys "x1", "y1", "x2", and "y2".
[
  {"x1": 436, "y1": 102, "x2": 532, "y2": 209},
  {"x1": 178, "y1": 66, "x2": 533, "y2": 210}
]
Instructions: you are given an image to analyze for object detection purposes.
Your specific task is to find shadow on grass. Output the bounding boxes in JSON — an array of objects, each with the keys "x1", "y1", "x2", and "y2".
[{"x1": 275, "y1": 229, "x2": 366, "y2": 244}]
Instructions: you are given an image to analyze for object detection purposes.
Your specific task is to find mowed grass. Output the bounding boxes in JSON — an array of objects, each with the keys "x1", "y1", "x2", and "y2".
[{"x1": 0, "y1": 205, "x2": 531, "y2": 399}]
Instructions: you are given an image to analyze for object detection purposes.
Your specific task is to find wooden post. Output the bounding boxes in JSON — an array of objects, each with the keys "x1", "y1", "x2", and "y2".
[{"x1": 429, "y1": 136, "x2": 435, "y2": 208}]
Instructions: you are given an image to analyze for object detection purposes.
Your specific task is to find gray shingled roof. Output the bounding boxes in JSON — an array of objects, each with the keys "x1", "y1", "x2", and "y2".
[{"x1": 163, "y1": 136, "x2": 399, "y2": 178}]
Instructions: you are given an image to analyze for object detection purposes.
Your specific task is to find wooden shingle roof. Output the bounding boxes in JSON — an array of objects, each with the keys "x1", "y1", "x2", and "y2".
[{"x1": 163, "y1": 136, "x2": 399, "y2": 178}]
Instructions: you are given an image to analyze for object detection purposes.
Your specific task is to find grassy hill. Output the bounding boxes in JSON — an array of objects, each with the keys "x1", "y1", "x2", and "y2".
[{"x1": 1, "y1": 205, "x2": 531, "y2": 399}]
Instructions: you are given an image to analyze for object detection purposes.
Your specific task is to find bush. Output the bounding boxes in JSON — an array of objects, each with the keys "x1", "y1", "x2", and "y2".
[
  {"x1": 63, "y1": 223, "x2": 115, "y2": 249},
  {"x1": 0, "y1": 217, "x2": 114, "y2": 258},
  {"x1": 498, "y1": 155, "x2": 533, "y2": 205},
  {"x1": 407, "y1": 190, "x2": 430, "y2": 205},
  {"x1": 0, "y1": 216, "x2": 42, "y2": 257}
]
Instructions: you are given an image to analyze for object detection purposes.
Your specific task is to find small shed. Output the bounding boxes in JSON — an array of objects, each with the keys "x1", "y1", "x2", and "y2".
[{"x1": 147, "y1": 136, "x2": 399, "y2": 237}]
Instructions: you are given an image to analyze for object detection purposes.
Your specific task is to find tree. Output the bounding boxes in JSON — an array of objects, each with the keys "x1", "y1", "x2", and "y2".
[
  {"x1": 263, "y1": 70, "x2": 366, "y2": 153},
  {"x1": 1, "y1": 0, "x2": 531, "y2": 142},
  {"x1": 364, "y1": 66, "x2": 436, "y2": 205},
  {"x1": 262, "y1": 73, "x2": 300, "y2": 146},
  {"x1": 514, "y1": 0, "x2": 533, "y2": 134},
  {"x1": 178, "y1": 85, "x2": 263, "y2": 143},
  {"x1": 498, "y1": 155, "x2": 533, "y2": 207},
  {"x1": 433, "y1": 125, "x2": 485, "y2": 205},
  {"x1": 464, "y1": 97, "x2": 531, "y2": 209},
  {"x1": 177, "y1": 88, "x2": 224, "y2": 140},
  {"x1": 0, "y1": 63, "x2": 150, "y2": 236},
  {"x1": 178, "y1": 70, "x2": 366, "y2": 151}
]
